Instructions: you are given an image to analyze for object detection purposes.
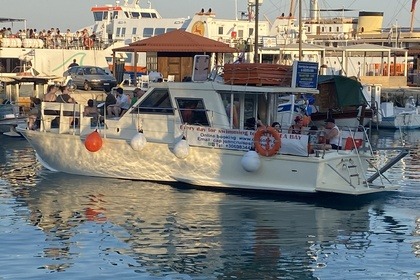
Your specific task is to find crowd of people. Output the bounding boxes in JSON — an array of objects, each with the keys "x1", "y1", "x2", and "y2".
[
  {"x1": 0, "y1": 26, "x2": 102, "y2": 49},
  {"x1": 284, "y1": 115, "x2": 342, "y2": 152}
]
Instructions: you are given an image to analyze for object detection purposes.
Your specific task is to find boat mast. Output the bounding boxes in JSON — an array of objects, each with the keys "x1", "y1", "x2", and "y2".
[
  {"x1": 289, "y1": 0, "x2": 295, "y2": 17},
  {"x1": 298, "y1": 0, "x2": 302, "y2": 60},
  {"x1": 254, "y1": 0, "x2": 259, "y2": 63},
  {"x1": 410, "y1": 0, "x2": 417, "y2": 32}
]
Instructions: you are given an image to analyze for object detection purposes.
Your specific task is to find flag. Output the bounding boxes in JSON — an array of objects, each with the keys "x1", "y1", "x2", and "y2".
[{"x1": 411, "y1": 0, "x2": 417, "y2": 12}]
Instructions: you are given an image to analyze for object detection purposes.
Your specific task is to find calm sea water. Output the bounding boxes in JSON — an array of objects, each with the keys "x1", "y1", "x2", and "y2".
[{"x1": 0, "y1": 130, "x2": 419, "y2": 280}]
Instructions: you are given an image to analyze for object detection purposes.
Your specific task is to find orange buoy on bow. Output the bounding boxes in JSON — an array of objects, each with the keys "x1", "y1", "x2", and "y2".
[{"x1": 85, "y1": 130, "x2": 102, "y2": 152}]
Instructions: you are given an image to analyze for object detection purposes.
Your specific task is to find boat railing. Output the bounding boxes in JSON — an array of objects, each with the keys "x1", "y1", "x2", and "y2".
[{"x1": 39, "y1": 102, "x2": 93, "y2": 135}]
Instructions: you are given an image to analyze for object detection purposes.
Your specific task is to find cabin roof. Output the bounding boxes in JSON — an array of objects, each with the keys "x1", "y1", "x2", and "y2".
[{"x1": 113, "y1": 29, "x2": 238, "y2": 53}]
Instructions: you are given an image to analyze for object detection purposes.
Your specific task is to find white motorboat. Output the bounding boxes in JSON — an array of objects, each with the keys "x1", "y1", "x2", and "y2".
[
  {"x1": 372, "y1": 96, "x2": 420, "y2": 129},
  {"x1": 16, "y1": 61, "x2": 409, "y2": 195}
]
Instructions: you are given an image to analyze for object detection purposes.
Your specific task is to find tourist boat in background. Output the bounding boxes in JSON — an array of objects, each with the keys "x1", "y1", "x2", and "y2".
[
  {"x1": 1, "y1": 0, "x2": 418, "y2": 84},
  {"x1": 16, "y1": 57, "x2": 410, "y2": 196}
]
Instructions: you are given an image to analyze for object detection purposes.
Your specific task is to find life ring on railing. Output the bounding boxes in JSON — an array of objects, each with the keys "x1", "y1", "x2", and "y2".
[
  {"x1": 84, "y1": 38, "x2": 94, "y2": 48},
  {"x1": 253, "y1": 126, "x2": 281, "y2": 157}
]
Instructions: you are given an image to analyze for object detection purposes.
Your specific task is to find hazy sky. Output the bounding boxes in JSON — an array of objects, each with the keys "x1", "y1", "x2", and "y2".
[{"x1": 1, "y1": 0, "x2": 418, "y2": 31}]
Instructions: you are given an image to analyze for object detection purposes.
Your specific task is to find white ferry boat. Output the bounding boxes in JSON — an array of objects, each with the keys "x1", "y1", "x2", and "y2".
[{"x1": 16, "y1": 58, "x2": 410, "y2": 195}]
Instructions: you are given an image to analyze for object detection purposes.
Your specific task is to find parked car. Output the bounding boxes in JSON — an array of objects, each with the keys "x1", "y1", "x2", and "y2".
[{"x1": 63, "y1": 66, "x2": 117, "y2": 91}]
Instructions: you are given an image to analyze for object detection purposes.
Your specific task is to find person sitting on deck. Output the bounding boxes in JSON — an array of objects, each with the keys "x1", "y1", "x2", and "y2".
[
  {"x1": 271, "y1": 122, "x2": 281, "y2": 132},
  {"x1": 84, "y1": 99, "x2": 101, "y2": 125},
  {"x1": 324, "y1": 118, "x2": 341, "y2": 150},
  {"x1": 107, "y1": 88, "x2": 130, "y2": 117},
  {"x1": 288, "y1": 115, "x2": 304, "y2": 134},
  {"x1": 130, "y1": 88, "x2": 145, "y2": 107},
  {"x1": 43, "y1": 84, "x2": 58, "y2": 102},
  {"x1": 28, "y1": 97, "x2": 41, "y2": 130}
]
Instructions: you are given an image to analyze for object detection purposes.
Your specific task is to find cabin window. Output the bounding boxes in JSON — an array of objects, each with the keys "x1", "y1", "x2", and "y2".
[
  {"x1": 336, "y1": 27, "x2": 340, "y2": 32},
  {"x1": 141, "y1": 12, "x2": 152, "y2": 18},
  {"x1": 219, "y1": 93, "x2": 259, "y2": 130},
  {"x1": 249, "y1": 28, "x2": 254, "y2": 36},
  {"x1": 218, "y1": 26, "x2": 223, "y2": 35},
  {"x1": 132, "y1": 12, "x2": 140, "y2": 19},
  {"x1": 307, "y1": 26, "x2": 311, "y2": 33},
  {"x1": 238, "y1": 30, "x2": 244, "y2": 38},
  {"x1": 133, "y1": 89, "x2": 173, "y2": 114},
  {"x1": 151, "y1": 13, "x2": 157, "y2": 18},
  {"x1": 321, "y1": 27, "x2": 325, "y2": 32},
  {"x1": 329, "y1": 27, "x2": 332, "y2": 32},
  {"x1": 166, "y1": 28, "x2": 176, "y2": 33},
  {"x1": 132, "y1": 27, "x2": 137, "y2": 35},
  {"x1": 124, "y1": 12, "x2": 129, "y2": 18},
  {"x1": 93, "y1": 12, "x2": 103, "y2": 21},
  {"x1": 155, "y1": 28, "x2": 165, "y2": 36},
  {"x1": 176, "y1": 98, "x2": 209, "y2": 126},
  {"x1": 143, "y1": 28, "x2": 154, "y2": 37},
  {"x1": 121, "y1": 27, "x2": 126, "y2": 37}
]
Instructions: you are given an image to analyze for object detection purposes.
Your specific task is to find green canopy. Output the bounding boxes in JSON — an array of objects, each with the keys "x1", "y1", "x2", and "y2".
[{"x1": 318, "y1": 75, "x2": 368, "y2": 107}]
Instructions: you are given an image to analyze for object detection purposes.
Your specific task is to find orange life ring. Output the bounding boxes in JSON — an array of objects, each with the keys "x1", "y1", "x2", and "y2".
[
  {"x1": 253, "y1": 126, "x2": 281, "y2": 157},
  {"x1": 84, "y1": 37, "x2": 94, "y2": 48}
]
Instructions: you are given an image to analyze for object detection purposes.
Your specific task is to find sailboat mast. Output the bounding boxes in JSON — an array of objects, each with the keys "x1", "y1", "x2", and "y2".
[
  {"x1": 410, "y1": 0, "x2": 417, "y2": 32},
  {"x1": 289, "y1": 0, "x2": 295, "y2": 17}
]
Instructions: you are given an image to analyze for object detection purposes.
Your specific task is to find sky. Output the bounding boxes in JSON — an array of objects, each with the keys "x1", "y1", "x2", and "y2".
[{"x1": 1, "y1": 0, "x2": 419, "y2": 32}]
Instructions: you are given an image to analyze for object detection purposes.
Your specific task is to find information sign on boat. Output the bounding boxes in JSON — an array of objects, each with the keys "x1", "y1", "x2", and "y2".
[{"x1": 291, "y1": 61, "x2": 319, "y2": 89}]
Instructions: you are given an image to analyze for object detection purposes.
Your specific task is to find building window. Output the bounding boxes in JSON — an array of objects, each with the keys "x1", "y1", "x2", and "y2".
[{"x1": 218, "y1": 26, "x2": 224, "y2": 35}]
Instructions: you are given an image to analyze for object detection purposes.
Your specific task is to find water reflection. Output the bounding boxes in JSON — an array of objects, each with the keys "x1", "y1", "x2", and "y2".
[
  {"x1": 1, "y1": 134, "x2": 419, "y2": 279},
  {"x1": 0, "y1": 172, "x2": 380, "y2": 278}
]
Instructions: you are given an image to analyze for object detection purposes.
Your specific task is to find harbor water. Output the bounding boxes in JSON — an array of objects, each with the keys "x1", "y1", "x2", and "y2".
[{"x1": 0, "y1": 130, "x2": 419, "y2": 279}]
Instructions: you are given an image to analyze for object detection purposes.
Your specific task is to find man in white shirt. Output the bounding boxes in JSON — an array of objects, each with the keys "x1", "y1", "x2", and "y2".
[
  {"x1": 107, "y1": 88, "x2": 130, "y2": 117},
  {"x1": 324, "y1": 118, "x2": 341, "y2": 150}
]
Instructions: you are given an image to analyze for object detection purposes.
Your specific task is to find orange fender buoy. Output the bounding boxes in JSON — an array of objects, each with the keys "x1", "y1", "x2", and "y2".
[
  {"x1": 85, "y1": 130, "x2": 102, "y2": 152},
  {"x1": 253, "y1": 126, "x2": 281, "y2": 157}
]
